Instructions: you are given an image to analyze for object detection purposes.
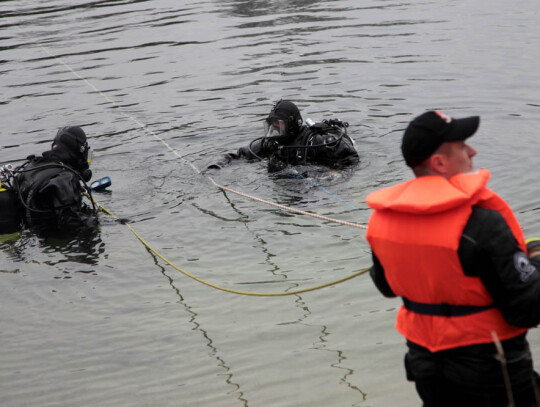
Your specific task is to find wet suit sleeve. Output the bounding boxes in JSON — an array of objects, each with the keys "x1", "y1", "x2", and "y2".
[
  {"x1": 459, "y1": 206, "x2": 540, "y2": 327},
  {"x1": 207, "y1": 138, "x2": 270, "y2": 169},
  {"x1": 369, "y1": 251, "x2": 397, "y2": 298}
]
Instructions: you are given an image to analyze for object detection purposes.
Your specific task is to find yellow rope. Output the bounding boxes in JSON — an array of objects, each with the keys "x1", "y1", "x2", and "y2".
[{"x1": 98, "y1": 204, "x2": 369, "y2": 296}]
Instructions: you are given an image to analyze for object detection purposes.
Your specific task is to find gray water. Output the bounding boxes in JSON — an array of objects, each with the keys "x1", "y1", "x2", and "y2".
[{"x1": 2, "y1": 1, "x2": 540, "y2": 406}]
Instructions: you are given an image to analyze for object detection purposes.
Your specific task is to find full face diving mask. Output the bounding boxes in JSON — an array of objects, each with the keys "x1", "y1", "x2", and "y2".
[{"x1": 264, "y1": 118, "x2": 288, "y2": 139}]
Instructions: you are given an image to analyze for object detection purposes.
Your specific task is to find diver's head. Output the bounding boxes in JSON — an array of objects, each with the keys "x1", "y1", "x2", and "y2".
[
  {"x1": 264, "y1": 100, "x2": 303, "y2": 140},
  {"x1": 51, "y1": 126, "x2": 92, "y2": 181}
]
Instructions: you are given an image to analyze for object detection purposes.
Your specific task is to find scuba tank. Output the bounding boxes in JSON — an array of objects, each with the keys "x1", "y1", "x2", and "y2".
[
  {"x1": 273, "y1": 118, "x2": 351, "y2": 166},
  {"x1": 0, "y1": 181, "x2": 22, "y2": 234}
]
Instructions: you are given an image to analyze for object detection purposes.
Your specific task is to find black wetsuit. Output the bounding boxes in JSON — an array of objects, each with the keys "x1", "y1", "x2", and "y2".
[
  {"x1": 14, "y1": 152, "x2": 96, "y2": 231},
  {"x1": 209, "y1": 121, "x2": 359, "y2": 171}
]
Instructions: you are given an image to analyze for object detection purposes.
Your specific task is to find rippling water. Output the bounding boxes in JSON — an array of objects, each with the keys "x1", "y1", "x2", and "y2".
[{"x1": 2, "y1": 1, "x2": 540, "y2": 406}]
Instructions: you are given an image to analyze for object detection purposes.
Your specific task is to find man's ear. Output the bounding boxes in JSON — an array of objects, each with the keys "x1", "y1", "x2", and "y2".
[{"x1": 427, "y1": 153, "x2": 448, "y2": 175}]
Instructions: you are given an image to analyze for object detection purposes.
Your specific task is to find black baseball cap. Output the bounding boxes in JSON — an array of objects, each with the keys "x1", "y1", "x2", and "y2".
[{"x1": 401, "y1": 110, "x2": 480, "y2": 168}]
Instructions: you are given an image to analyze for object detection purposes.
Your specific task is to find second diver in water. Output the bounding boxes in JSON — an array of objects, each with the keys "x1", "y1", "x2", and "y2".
[
  {"x1": 0, "y1": 126, "x2": 99, "y2": 234},
  {"x1": 208, "y1": 100, "x2": 359, "y2": 172}
]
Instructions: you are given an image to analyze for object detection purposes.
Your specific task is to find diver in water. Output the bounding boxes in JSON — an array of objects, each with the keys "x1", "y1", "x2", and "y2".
[
  {"x1": 208, "y1": 100, "x2": 359, "y2": 172},
  {"x1": 2, "y1": 126, "x2": 98, "y2": 233}
]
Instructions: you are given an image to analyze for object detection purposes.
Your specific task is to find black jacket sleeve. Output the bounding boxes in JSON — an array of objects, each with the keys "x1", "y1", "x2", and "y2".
[
  {"x1": 459, "y1": 206, "x2": 540, "y2": 327},
  {"x1": 369, "y1": 251, "x2": 397, "y2": 298}
]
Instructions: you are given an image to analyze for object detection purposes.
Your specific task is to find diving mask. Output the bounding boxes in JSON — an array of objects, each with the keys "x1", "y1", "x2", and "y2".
[{"x1": 264, "y1": 119, "x2": 288, "y2": 138}]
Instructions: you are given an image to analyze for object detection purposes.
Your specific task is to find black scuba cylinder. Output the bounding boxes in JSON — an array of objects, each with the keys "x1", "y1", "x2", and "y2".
[{"x1": 0, "y1": 183, "x2": 22, "y2": 234}]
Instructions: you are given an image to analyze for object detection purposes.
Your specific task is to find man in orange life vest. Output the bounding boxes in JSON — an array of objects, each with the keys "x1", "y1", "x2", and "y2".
[{"x1": 366, "y1": 110, "x2": 540, "y2": 406}]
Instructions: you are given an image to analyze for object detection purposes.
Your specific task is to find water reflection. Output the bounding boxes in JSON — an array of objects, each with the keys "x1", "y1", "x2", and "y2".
[
  {"x1": 0, "y1": 231, "x2": 24, "y2": 273},
  {"x1": 154, "y1": 255, "x2": 249, "y2": 406},
  {"x1": 220, "y1": 0, "x2": 335, "y2": 18},
  {"x1": 270, "y1": 165, "x2": 358, "y2": 205},
  {"x1": 214, "y1": 187, "x2": 367, "y2": 404},
  {"x1": 317, "y1": 326, "x2": 367, "y2": 401},
  {"x1": 40, "y1": 226, "x2": 104, "y2": 265},
  {"x1": 0, "y1": 0, "x2": 153, "y2": 18},
  {"x1": 0, "y1": 225, "x2": 105, "y2": 274}
]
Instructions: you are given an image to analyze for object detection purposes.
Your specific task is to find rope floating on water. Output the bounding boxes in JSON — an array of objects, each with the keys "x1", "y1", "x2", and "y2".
[
  {"x1": 98, "y1": 204, "x2": 369, "y2": 296},
  {"x1": 207, "y1": 177, "x2": 368, "y2": 230}
]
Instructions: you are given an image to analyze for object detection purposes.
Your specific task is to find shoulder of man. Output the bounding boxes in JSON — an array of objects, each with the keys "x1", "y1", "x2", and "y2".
[
  {"x1": 459, "y1": 205, "x2": 518, "y2": 268},
  {"x1": 460, "y1": 205, "x2": 540, "y2": 291},
  {"x1": 462, "y1": 205, "x2": 512, "y2": 240},
  {"x1": 459, "y1": 207, "x2": 507, "y2": 277}
]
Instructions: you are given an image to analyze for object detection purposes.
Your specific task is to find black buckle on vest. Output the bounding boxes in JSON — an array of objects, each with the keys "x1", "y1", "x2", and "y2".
[{"x1": 402, "y1": 297, "x2": 494, "y2": 317}]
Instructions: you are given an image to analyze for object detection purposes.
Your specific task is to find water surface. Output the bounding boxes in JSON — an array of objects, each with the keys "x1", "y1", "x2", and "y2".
[{"x1": 1, "y1": 1, "x2": 540, "y2": 406}]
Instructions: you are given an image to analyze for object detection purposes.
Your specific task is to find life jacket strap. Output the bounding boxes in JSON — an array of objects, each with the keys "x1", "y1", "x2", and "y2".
[{"x1": 402, "y1": 297, "x2": 494, "y2": 317}]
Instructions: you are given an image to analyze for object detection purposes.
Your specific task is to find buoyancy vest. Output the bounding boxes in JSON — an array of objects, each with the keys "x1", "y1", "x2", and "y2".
[
  {"x1": 366, "y1": 169, "x2": 527, "y2": 352},
  {"x1": 270, "y1": 122, "x2": 358, "y2": 168},
  {"x1": 15, "y1": 159, "x2": 85, "y2": 228}
]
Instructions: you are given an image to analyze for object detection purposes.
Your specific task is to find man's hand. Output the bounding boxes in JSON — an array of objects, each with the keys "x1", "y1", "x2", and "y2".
[{"x1": 526, "y1": 237, "x2": 540, "y2": 259}]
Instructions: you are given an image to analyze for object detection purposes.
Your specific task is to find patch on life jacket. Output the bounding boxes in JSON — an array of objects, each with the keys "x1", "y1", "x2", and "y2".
[{"x1": 514, "y1": 251, "x2": 537, "y2": 282}]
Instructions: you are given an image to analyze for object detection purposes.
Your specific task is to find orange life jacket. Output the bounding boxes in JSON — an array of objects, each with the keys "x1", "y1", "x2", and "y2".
[{"x1": 366, "y1": 169, "x2": 527, "y2": 352}]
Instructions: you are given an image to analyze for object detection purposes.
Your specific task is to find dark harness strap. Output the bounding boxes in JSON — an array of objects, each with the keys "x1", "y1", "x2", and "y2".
[{"x1": 402, "y1": 297, "x2": 494, "y2": 317}]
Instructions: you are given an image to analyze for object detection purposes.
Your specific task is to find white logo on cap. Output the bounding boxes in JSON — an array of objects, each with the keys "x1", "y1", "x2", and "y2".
[{"x1": 435, "y1": 110, "x2": 452, "y2": 123}]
